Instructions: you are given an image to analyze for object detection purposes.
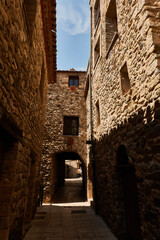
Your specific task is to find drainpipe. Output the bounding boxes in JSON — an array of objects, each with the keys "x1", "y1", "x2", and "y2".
[{"x1": 89, "y1": 6, "x2": 98, "y2": 214}]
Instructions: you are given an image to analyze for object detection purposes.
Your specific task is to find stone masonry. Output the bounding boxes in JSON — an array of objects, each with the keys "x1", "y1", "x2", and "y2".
[
  {"x1": 41, "y1": 70, "x2": 87, "y2": 203},
  {"x1": 0, "y1": 0, "x2": 56, "y2": 239},
  {"x1": 86, "y1": 0, "x2": 160, "y2": 239}
]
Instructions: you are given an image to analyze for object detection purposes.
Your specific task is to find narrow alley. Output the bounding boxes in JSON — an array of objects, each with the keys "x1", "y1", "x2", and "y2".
[
  {"x1": 1, "y1": 0, "x2": 160, "y2": 239},
  {"x1": 23, "y1": 178, "x2": 117, "y2": 240}
]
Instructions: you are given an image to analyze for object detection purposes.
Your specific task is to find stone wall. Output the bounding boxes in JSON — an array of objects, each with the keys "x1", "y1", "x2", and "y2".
[
  {"x1": 65, "y1": 160, "x2": 79, "y2": 178},
  {"x1": 0, "y1": 0, "x2": 48, "y2": 239},
  {"x1": 41, "y1": 70, "x2": 87, "y2": 202},
  {"x1": 87, "y1": 0, "x2": 160, "y2": 239}
]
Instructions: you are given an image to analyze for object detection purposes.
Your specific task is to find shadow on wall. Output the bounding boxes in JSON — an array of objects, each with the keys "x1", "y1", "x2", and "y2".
[
  {"x1": 93, "y1": 99, "x2": 160, "y2": 240},
  {"x1": 0, "y1": 113, "x2": 23, "y2": 240}
]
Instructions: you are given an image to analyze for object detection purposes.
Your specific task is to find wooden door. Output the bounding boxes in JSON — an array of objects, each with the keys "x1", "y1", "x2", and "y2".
[{"x1": 121, "y1": 165, "x2": 142, "y2": 240}]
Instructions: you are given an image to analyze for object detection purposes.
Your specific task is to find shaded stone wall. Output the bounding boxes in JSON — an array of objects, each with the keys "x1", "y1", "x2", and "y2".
[
  {"x1": 41, "y1": 70, "x2": 87, "y2": 202},
  {"x1": 87, "y1": 0, "x2": 160, "y2": 239},
  {"x1": 0, "y1": 0, "x2": 48, "y2": 239},
  {"x1": 65, "y1": 160, "x2": 78, "y2": 178},
  {"x1": 85, "y1": 73, "x2": 94, "y2": 200}
]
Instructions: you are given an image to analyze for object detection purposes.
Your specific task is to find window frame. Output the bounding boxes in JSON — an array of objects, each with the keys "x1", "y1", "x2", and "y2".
[
  {"x1": 63, "y1": 116, "x2": 79, "y2": 136},
  {"x1": 120, "y1": 63, "x2": 131, "y2": 95},
  {"x1": 94, "y1": 0, "x2": 100, "y2": 29},
  {"x1": 94, "y1": 36, "x2": 100, "y2": 68},
  {"x1": 68, "y1": 76, "x2": 79, "y2": 87},
  {"x1": 96, "y1": 100, "x2": 100, "y2": 126},
  {"x1": 105, "y1": 0, "x2": 118, "y2": 58},
  {"x1": 23, "y1": 0, "x2": 37, "y2": 42}
]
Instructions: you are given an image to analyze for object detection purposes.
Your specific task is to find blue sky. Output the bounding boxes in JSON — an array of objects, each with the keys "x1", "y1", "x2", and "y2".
[{"x1": 57, "y1": 0, "x2": 90, "y2": 71}]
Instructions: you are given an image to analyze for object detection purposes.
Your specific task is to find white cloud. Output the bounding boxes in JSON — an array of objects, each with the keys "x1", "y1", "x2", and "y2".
[{"x1": 57, "y1": 0, "x2": 90, "y2": 35}]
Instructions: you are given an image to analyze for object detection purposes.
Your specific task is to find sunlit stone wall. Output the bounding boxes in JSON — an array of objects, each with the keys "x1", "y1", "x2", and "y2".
[
  {"x1": 0, "y1": 0, "x2": 48, "y2": 239},
  {"x1": 41, "y1": 70, "x2": 87, "y2": 202},
  {"x1": 87, "y1": 0, "x2": 160, "y2": 239}
]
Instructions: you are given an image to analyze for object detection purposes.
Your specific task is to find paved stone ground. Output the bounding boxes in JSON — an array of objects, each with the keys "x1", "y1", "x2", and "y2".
[
  {"x1": 23, "y1": 178, "x2": 118, "y2": 240},
  {"x1": 52, "y1": 178, "x2": 86, "y2": 203}
]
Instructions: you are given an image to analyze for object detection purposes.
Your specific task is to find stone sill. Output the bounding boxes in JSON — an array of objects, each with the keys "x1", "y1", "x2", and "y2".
[{"x1": 93, "y1": 56, "x2": 101, "y2": 75}]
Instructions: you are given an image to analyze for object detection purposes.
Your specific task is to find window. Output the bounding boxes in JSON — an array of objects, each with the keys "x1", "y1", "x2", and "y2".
[
  {"x1": 120, "y1": 63, "x2": 131, "y2": 95},
  {"x1": 94, "y1": 37, "x2": 100, "y2": 67},
  {"x1": 69, "y1": 76, "x2": 79, "y2": 87},
  {"x1": 96, "y1": 100, "x2": 100, "y2": 126},
  {"x1": 23, "y1": 0, "x2": 37, "y2": 40},
  {"x1": 105, "y1": 0, "x2": 118, "y2": 58},
  {"x1": 94, "y1": 0, "x2": 100, "y2": 28},
  {"x1": 63, "y1": 116, "x2": 79, "y2": 135}
]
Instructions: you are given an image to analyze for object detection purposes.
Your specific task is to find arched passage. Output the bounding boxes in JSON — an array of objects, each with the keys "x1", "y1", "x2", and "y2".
[
  {"x1": 52, "y1": 151, "x2": 87, "y2": 202},
  {"x1": 116, "y1": 145, "x2": 142, "y2": 240}
]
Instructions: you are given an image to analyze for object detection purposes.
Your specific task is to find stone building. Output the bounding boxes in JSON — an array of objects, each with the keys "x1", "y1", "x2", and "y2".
[
  {"x1": 85, "y1": 0, "x2": 160, "y2": 239},
  {"x1": 65, "y1": 160, "x2": 81, "y2": 178},
  {"x1": 0, "y1": 0, "x2": 56, "y2": 239},
  {"x1": 41, "y1": 69, "x2": 87, "y2": 203}
]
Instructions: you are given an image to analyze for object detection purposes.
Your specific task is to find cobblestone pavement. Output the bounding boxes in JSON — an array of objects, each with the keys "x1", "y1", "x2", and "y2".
[{"x1": 23, "y1": 178, "x2": 118, "y2": 240}]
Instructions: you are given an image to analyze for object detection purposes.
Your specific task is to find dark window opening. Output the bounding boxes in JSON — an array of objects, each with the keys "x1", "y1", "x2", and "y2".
[
  {"x1": 94, "y1": 0, "x2": 100, "y2": 28},
  {"x1": 94, "y1": 37, "x2": 100, "y2": 67},
  {"x1": 69, "y1": 76, "x2": 79, "y2": 87},
  {"x1": 23, "y1": 0, "x2": 37, "y2": 40},
  {"x1": 63, "y1": 116, "x2": 79, "y2": 135},
  {"x1": 120, "y1": 63, "x2": 131, "y2": 95},
  {"x1": 106, "y1": 0, "x2": 118, "y2": 58},
  {"x1": 96, "y1": 100, "x2": 100, "y2": 126}
]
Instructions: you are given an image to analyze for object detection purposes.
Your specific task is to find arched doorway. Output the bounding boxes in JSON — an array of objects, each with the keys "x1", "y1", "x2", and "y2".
[
  {"x1": 52, "y1": 152, "x2": 87, "y2": 202},
  {"x1": 116, "y1": 145, "x2": 142, "y2": 240}
]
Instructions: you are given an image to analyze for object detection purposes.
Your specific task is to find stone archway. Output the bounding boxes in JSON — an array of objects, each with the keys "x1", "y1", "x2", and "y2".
[{"x1": 50, "y1": 151, "x2": 87, "y2": 202}]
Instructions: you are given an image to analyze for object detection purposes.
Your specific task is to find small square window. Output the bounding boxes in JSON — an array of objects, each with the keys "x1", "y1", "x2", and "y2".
[
  {"x1": 94, "y1": 37, "x2": 100, "y2": 67},
  {"x1": 96, "y1": 100, "x2": 100, "y2": 126},
  {"x1": 120, "y1": 63, "x2": 131, "y2": 95},
  {"x1": 69, "y1": 76, "x2": 79, "y2": 87},
  {"x1": 105, "y1": 0, "x2": 118, "y2": 58},
  {"x1": 23, "y1": 0, "x2": 37, "y2": 40},
  {"x1": 94, "y1": 0, "x2": 100, "y2": 28},
  {"x1": 63, "y1": 116, "x2": 79, "y2": 135}
]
